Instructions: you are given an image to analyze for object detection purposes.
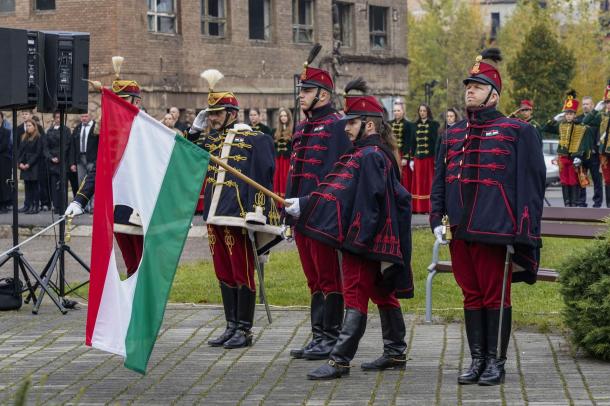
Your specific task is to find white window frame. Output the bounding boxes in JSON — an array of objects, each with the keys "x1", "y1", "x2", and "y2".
[
  {"x1": 293, "y1": 0, "x2": 314, "y2": 44},
  {"x1": 147, "y1": 0, "x2": 178, "y2": 34},
  {"x1": 201, "y1": 0, "x2": 227, "y2": 38},
  {"x1": 369, "y1": 5, "x2": 388, "y2": 50}
]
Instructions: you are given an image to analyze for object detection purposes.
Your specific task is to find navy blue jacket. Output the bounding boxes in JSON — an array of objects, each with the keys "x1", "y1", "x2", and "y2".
[
  {"x1": 430, "y1": 107, "x2": 546, "y2": 283},
  {"x1": 297, "y1": 135, "x2": 414, "y2": 299},
  {"x1": 286, "y1": 104, "x2": 351, "y2": 200},
  {"x1": 201, "y1": 122, "x2": 282, "y2": 253}
]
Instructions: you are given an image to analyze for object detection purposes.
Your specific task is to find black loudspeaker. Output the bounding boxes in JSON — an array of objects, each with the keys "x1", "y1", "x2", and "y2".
[
  {"x1": 37, "y1": 31, "x2": 90, "y2": 114},
  {"x1": 0, "y1": 28, "x2": 35, "y2": 109}
]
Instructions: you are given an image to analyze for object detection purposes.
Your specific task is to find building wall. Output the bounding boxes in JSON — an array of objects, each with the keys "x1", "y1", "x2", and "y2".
[{"x1": 0, "y1": 0, "x2": 408, "y2": 124}]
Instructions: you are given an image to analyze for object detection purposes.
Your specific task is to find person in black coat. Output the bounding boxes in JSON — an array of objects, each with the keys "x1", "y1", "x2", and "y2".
[
  {"x1": 17, "y1": 119, "x2": 42, "y2": 214},
  {"x1": 44, "y1": 111, "x2": 77, "y2": 214},
  {"x1": 71, "y1": 112, "x2": 98, "y2": 203},
  {"x1": 0, "y1": 113, "x2": 12, "y2": 212}
]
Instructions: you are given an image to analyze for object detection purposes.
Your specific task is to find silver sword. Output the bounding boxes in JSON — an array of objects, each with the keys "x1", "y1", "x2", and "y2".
[
  {"x1": 247, "y1": 229, "x2": 272, "y2": 324},
  {"x1": 497, "y1": 244, "x2": 514, "y2": 357}
]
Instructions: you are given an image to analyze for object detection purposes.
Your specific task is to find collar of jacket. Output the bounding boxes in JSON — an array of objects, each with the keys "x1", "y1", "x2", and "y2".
[
  {"x1": 466, "y1": 106, "x2": 504, "y2": 125},
  {"x1": 354, "y1": 133, "x2": 401, "y2": 179},
  {"x1": 306, "y1": 103, "x2": 336, "y2": 121}
]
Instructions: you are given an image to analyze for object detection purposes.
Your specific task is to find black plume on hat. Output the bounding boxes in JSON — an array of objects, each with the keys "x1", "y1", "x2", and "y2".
[
  {"x1": 344, "y1": 77, "x2": 369, "y2": 95},
  {"x1": 480, "y1": 48, "x2": 503, "y2": 64},
  {"x1": 307, "y1": 43, "x2": 322, "y2": 66},
  {"x1": 566, "y1": 89, "x2": 577, "y2": 98}
]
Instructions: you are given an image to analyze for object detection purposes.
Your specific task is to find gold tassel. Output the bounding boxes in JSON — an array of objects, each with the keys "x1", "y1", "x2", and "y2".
[{"x1": 441, "y1": 215, "x2": 451, "y2": 241}]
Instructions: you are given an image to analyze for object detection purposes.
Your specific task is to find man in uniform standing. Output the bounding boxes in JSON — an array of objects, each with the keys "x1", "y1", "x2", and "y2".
[
  {"x1": 410, "y1": 104, "x2": 439, "y2": 213},
  {"x1": 577, "y1": 96, "x2": 603, "y2": 207},
  {"x1": 430, "y1": 48, "x2": 546, "y2": 386},
  {"x1": 542, "y1": 92, "x2": 595, "y2": 207},
  {"x1": 596, "y1": 82, "x2": 610, "y2": 207},
  {"x1": 515, "y1": 100, "x2": 542, "y2": 140},
  {"x1": 286, "y1": 78, "x2": 414, "y2": 380},
  {"x1": 391, "y1": 100, "x2": 414, "y2": 191},
  {"x1": 286, "y1": 44, "x2": 352, "y2": 361}
]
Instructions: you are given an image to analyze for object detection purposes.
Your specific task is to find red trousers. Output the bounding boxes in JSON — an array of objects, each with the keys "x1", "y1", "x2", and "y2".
[
  {"x1": 411, "y1": 157, "x2": 434, "y2": 213},
  {"x1": 401, "y1": 162, "x2": 412, "y2": 192},
  {"x1": 449, "y1": 239, "x2": 512, "y2": 310},
  {"x1": 114, "y1": 233, "x2": 143, "y2": 277},
  {"x1": 601, "y1": 154, "x2": 610, "y2": 185},
  {"x1": 295, "y1": 232, "x2": 342, "y2": 294},
  {"x1": 274, "y1": 156, "x2": 290, "y2": 198},
  {"x1": 207, "y1": 225, "x2": 256, "y2": 290},
  {"x1": 559, "y1": 155, "x2": 578, "y2": 186},
  {"x1": 341, "y1": 252, "x2": 399, "y2": 314}
]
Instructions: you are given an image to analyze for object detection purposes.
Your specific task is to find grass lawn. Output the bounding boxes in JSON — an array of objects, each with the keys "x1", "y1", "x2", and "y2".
[{"x1": 167, "y1": 228, "x2": 592, "y2": 330}]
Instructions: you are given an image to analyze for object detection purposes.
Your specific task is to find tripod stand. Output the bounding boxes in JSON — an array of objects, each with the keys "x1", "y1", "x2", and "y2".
[
  {"x1": 28, "y1": 108, "x2": 90, "y2": 314},
  {"x1": 0, "y1": 109, "x2": 66, "y2": 313}
]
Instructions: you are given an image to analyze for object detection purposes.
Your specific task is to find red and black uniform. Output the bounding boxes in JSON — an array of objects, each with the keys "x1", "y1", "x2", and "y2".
[
  {"x1": 299, "y1": 85, "x2": 413, "y2": 380},
  {"x1": 391, "y1": 118, "x2": 414, "y2": 191},
  {"x1": 286, "y1": 52, "x2": 352, "y2": 361},
  {"x1": 410, "y1": 118, "x2": 439, "y2": 213},
  {"x1": 430, "y1": 48, "x2": 546, "y2": 386},
  {"x1": 273, "y1": 128, "x2": 291, "y2": 198}
]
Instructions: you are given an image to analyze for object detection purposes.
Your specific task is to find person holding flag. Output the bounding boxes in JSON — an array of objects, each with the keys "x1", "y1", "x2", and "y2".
[
  {"x1": 430, "y1": 48, "x2": 545, "y2": 386},
  {"x1": 195, "y1": 69, "x2": 281, "y2": 349}
]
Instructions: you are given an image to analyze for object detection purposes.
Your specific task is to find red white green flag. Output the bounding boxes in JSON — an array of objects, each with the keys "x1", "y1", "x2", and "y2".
[{"x1": 85, "y1": 89, "x2": 209, "y2": 374}]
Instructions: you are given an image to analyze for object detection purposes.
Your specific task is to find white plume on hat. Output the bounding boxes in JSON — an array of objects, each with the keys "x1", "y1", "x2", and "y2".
[
  {"x1": 201, "y1": 69, "x2": 224, "y2": 90},
  {"x1": 112, "y1": 56, "x2": 124, "y2": 78}
]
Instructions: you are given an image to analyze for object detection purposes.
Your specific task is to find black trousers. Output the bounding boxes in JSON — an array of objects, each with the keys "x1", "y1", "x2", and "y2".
[
  {"x1": 579, "y1": 154, "x2": 603, "y2": 207},
  {"x1": 24, "y1": 180, "x2": 39, "y2": 208},
  {"x1": 38, "y1": 163, "x2": 51, "y2": 207}
]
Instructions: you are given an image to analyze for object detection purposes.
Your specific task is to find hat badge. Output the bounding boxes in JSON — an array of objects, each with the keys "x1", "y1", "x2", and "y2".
[{"x1": 471, "y1": 55, "x2": 482, "y2": 74}]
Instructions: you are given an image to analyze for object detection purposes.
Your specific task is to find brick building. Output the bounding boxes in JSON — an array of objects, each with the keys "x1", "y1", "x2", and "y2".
[{"x1": 0, "y1": 0, "x2": 408, "y2": 125}]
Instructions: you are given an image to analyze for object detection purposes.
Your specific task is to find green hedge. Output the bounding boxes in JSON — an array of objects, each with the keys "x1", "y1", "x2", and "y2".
[{"x1": 560, "y1": 238, "x2": 610, "y2": 360}]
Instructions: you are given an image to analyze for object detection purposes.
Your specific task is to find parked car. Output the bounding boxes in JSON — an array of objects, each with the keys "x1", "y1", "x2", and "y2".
[{"x1": 542, "y1": 139, "x2": 559, "y2": 186}]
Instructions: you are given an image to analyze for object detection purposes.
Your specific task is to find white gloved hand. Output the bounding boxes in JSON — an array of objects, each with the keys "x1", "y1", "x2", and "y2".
[
  {"x1": 65, "y1": 201, "x2": 84, "y2": 216},
  {"x1": 409, "y1": 160, "x2": 415, "y2": 171},
  {"x1": 401, "y1": 158, "x2": 408, "y2": 167},
  {"x1": 433, "y1": 225, "x2": 448, "y2": 245},
  {"x1": 595, "y1": 100, "x2": 605, "y2": 112},
  {"x1": 190, "y1": 110, "x2": 208, "y2": 133},
  {"x1": 554, "y1": 112, "x2": 565, "y2": 122},
  {"x1": 284, "y1": 198, "x2": 301, "y2": 218},
  {"x1": 573, "y1": 157, "x2": 582, "y2": 167}
]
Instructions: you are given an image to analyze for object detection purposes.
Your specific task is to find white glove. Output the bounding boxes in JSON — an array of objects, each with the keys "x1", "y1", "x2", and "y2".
[
  {"x1": 190, "y1": 110, "x2": 208, "y2": 133},
  {"x1": 284, "y1": 198, "x2": 301, "y2": 218},
  {"x1": 573, "y1": 157, "x2": 582, "y2": 167},
  {"x1": 401, "y1": 158, "x2": 408, "y2": 167},
  {"x1": 433, "y1": 225, "x2": 448, "y2": 245},
  {"x1": 554, "y1": 112, "x2": 565, "y2": 122},
  {"x1": 595, "y1": 100, "x2": 605, "y2": 112},
  {"x1": 409, "y1": 160, "x2": 415, "y2": 171},
  {"x1": 65, "y1": 201, "x2": 84, "y2": 216}
]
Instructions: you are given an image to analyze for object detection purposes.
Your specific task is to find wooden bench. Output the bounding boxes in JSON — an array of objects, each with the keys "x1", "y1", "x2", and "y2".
[{"x1": 424, "y1": 207, "x2": 610, "y2": 322}]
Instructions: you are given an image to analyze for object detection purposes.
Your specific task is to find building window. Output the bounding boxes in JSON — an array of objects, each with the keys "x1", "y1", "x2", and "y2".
[
  {"x1": 333, "y1": 2, "x2": 353, "y2": 48},
  {"x1": 0, "y1": 0, "x2": 14, "y2": 12},
  {"x1": 369, "y1": 6, "x2": 388, "y2": 49},
  {"x1": 293, "y1": 0, "x2": 314, "y2": 43},
  {"x1": 249, "y1": 0, "x2": 271, "y2": 40},
  {"x1": 35, "y1": 0, "x2": 55, "y2": 10},
  {"x1": 147, "y1": 0, "x2": 177, "y2": 34},
  {"x1": 202, "y1": 0, "x2": 227, "y2": 37},
  {"x1": 491, "y1": 12, "x2": 500, "y2": 39}
]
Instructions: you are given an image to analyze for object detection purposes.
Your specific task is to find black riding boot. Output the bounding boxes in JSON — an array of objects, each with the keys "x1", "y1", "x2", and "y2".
[
  {"x1": 570, "y1": 185, "x2": 580, "y2": 207},
  {"x1": 290, "y1": 291, "x2": 324, "y2": 359},
  {"x1": 307, "y1": 308, "x2": 367, "y2": 380},
  {"x1": 361, "y1": 307, "x2": 407, "y2": 371},
  {"x1": 605, "y1": 185, "x2": 610, "y2": 208},
  {"x1": 478, "y1": 307, "x2": 511, "y2": 386},
  {"x1": 458, "y1": 309, "x2": 487, "y2": 384},
  {"x1": 208, "y1": 282, "x2": 238, "y2": 347},
  {"x1": 302, "y1": 292, "x2": 344, "y2": 360},
  {"x1": 224, "y1": 285, "x2": 256, "y2": 349}
]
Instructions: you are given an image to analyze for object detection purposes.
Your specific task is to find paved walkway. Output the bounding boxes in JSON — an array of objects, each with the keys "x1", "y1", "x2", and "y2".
[{"x1": 0, "y1": 305, "x2": 608, "y2": 405}]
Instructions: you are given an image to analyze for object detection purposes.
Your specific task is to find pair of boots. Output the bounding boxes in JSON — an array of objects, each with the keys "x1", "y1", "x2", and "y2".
[
  {"x1": 458, "y1": 308, "x2": 512, "y2": 386},
  {"x1": 290, "y1": 291, "x2": 344, "y2": 360},
  {"x1": 208, "y1": 283, "x2": 256, "y2": 349},
  {"x1": 561, "y1": 185, "x2": 580, "y2": 207},
  {"x1": 307, "y1": 307, "x2": 407, "y2": 380}
]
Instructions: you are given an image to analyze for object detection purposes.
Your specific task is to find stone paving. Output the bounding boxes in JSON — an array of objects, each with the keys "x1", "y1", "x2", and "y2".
[{"x1": 0, "y1": 304, "x2": 609, "y2": 405}]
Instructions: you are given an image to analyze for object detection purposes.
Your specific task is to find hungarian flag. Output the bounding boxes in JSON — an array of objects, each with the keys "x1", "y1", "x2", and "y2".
[{"x1": 85, "y1": 89, "x2": 209, "y2": 374}]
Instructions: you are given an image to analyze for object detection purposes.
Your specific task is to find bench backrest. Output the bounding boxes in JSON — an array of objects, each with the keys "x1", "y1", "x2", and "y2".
[{"x1": 541, "y1": 207, "x2": 610, "y2": 239}]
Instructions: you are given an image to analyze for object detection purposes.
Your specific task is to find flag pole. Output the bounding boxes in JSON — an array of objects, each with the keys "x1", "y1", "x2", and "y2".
[{"x1": 209, "y1": 155, "x2": 288, "y2": 207}]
